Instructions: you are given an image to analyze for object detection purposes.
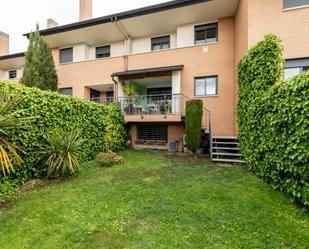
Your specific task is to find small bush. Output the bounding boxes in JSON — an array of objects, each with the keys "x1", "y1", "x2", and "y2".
[
  {"x1": 96, "y1": 152, "x2": 124, "y2": 167},
  {"x1": 38, "y1": 129, "x2": 85, "y2": 178},
  {"x1": 0, "y1": 178, "x2": 19, "y2": 203},
  {"x1": 185, "y1": 99, "x2": 203, "y2": 155}
]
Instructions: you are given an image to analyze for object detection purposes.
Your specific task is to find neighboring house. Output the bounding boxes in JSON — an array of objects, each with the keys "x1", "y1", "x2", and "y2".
[
  {"x1": 0, "y1": 32, "x2": 24, "y2": 82},
  {"x1": 0, "y1": 0, "x2": 309, "y2": 157}
]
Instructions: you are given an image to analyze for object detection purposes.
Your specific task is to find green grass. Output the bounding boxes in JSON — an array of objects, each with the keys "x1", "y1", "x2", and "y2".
[{"x1": 0, "y1": 150, "x2": 308, "y2": 249}]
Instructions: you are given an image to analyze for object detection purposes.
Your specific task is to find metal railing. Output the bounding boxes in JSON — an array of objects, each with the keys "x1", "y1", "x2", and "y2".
[
  {"x1": 87, "y1": 93, "x2": 212, "y2": 137},
  {"x1": 118, "y1": 94, "x2": 181, "y2": 115}
]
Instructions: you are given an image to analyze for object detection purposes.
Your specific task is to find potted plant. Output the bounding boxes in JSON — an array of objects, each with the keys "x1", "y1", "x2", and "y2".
[{"x1": 123, "y1": 83, "x2": 136, "y2": 114}]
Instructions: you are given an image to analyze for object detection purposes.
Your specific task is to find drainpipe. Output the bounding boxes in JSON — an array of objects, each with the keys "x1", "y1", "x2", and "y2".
[
  {"x1": 112, "y1": 76, "x2": 118, "y2": 102},
  {"x1": 112, "y1": 17, "x2": 131, "y2": 71}
]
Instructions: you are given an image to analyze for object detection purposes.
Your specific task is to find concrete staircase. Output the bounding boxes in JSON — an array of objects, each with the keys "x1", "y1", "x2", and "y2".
[{"x1": 211, "y1": 136, "x2": 245, "y2": 164}]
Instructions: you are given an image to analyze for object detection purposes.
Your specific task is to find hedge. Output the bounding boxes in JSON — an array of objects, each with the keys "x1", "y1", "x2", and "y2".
[
  {"x1": 185, "y1": 99, "x2": 203, "y2": 154},
  {"x1": 237, "y1": 34, "x2": 309, "y2": 207},
  {"x1": 0, "y1": 81, "x2": 126, "y2": 183}
]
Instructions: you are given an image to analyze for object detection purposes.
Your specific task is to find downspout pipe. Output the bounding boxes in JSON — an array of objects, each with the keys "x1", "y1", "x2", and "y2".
[{"x1": 112, "y1": 16, "x2": 131, "y2": 71}]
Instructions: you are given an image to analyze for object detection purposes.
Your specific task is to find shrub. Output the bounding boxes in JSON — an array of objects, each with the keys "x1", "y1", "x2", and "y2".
[
  {"x1": 237, "y1": 34, "x2": 309, "y2": 207},
  {"x1": 96, "y1": 151, "x2": 124, "y2": 167},
  {"x1": 185, "y1": 99, "x2": 203, "y2": 155},
  {"x1": 0, "y1": 91, "x2": 33, "y2": 176},
  {"x1": 38, "y1": 129, "x2": 85, "y2": 178},
  {"x1": 0, "y1": 81, "x2": 126, "y2": 182},
  {"x1": 0, "y1": 178, "x2": 19, "y2": 203}
]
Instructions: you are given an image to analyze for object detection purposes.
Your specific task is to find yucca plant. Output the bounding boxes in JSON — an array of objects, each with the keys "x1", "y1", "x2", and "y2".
[
  {"x1": 38, "y1": 129, "x2": 85, "y2": 178},
  {"x1": 0, "y1": 91, "x2": 31, "y2": 176}
]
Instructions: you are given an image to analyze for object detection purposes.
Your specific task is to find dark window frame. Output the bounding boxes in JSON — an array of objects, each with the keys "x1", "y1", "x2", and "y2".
[
  {"x1": 59, "y1": 87, "x2": 73, "y2": 96},
  {"x1": 8, "y1": 70, "x2": 17, "y2": 79},
  {"x1": 59, "y1": 47, "x2": 73, "y2": 64},
  {"x1": 137, "y1": 125, "x2": 168, "y2": 143},
  {"x1": 283, "y1": 0, "x2": 309, "y2": 10},
  {"x1": 194, "y1": 23, "x2": 218, "y2": 45},
  {"x1": 151, "y1": 35, "x2": 170, "y2": 51},
  {"x1": 284, "y1": 58, "x2": 309, "y2": 79},
  {"x1": 96, "y1": 45, "x2": 111, "y2": 58},
  {"x1": 194, "y1": 75, "x2": 218, "y2": 97}
]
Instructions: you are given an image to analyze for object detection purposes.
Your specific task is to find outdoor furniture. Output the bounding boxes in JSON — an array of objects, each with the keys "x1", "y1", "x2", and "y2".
[{"x1": 148, "y1": 103, "x2": 160, "y2": 114}]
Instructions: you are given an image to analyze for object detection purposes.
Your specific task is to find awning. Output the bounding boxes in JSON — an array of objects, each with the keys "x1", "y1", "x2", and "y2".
[{"x1": 111, "y1": 65, "x2": 184, "y2": 78}]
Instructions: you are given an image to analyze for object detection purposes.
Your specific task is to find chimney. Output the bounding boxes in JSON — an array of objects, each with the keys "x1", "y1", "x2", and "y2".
[
  {"x1": 80, "y1": 0, "x2": 92, "y2": 21},
  {"x1": 47, "y1": 19, "x2": 59, "y2": 29},
  {"x1": 0, "y1": 31, "x2": 9, "y2": 56}
]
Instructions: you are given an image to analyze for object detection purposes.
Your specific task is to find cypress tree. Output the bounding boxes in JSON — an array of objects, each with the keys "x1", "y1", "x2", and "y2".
[
  {"x1": 21, "y1": 24, "x2": 58, "y2": 91},
  {"x1": 185, "y1": 99, "x2": 203, "y2": 156}
]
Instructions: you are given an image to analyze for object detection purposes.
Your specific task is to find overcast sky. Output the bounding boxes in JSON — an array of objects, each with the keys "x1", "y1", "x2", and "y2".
[{"x1": 0, "y1": 0, "x2": 167, "y2": 54}]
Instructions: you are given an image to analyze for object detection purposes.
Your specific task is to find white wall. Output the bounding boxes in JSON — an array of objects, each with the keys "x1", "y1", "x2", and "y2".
[
  {"x1": 132, "y1": 33, "x2": 177, "y2": 54},
  {"x1": 132, "y1": 37, "x2": 150, "y2": 54},
  {"x1": 172, "y1": 70, "x2": 181, "y2": 113},
  {"x1": 111, "y1": 41, "x2": 125, "y2": 57},
  {"x1": 0, "y1": 67, "x2": 24, "y2": 81},
  {"x1": 73, "y1": 44, "x2": 89, "y2": 62},
  {"x1": 177, "y1": 24, "x2": 195, "y2": 48},
  {"x1": 0, "y1": 69, "x2": 5, "y2": 80},
  {"x1": 89, "y1": 41, "x2": 125, "y2": 59}
]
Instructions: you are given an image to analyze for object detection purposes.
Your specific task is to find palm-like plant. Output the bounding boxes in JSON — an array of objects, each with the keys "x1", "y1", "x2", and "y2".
[
  {"x1": 38, "y1": 129, "x2": 85, "y2": 178},
  {"x1": 0, "y1": 91, "x2": 30, "y2": 176}
]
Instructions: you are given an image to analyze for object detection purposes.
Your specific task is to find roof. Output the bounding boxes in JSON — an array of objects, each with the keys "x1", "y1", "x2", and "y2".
[
  {"x1": 24, "y1": 0, "x2": 210, "y2": 37},
  {"x1": 0, "y1": 52, "x2": 25, "y2": 61},
  {"x1": 111, "y1": 65, "x2": 184, "y2": 77}
]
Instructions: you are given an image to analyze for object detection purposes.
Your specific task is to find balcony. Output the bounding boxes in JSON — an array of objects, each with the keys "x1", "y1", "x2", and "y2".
[{"x1": 118, "y1": 94, "x2": 183, "y2": 122}]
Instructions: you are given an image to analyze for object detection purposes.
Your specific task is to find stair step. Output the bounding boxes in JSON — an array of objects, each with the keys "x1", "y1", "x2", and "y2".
[
  {"x1": 212, "y1": 136, "x2": 237, "y2": 139},
  {"x1": 212, "y1": 147, "x2": 240, "y2": 151},
  {"x1": 212, "y1": 152, "x2": 242, "y2": 157},
  {"x1": 212, "y1": 158, "x2": 246, "y2": 164},
  {"x1": 212, "y1": 141, "x2": 239, "y2": 145}
]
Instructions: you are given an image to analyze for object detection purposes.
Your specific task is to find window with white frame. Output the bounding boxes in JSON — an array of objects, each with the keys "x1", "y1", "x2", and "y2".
[
  {"x1": 284, "y1": 58, "x2": 309, "y2": 80},
  {"x1": 194, "y1": 76, "x2": 218, "y2": 96},
  {"x1": 283, "y1": 0, "x2": 309, "y2": 10}
]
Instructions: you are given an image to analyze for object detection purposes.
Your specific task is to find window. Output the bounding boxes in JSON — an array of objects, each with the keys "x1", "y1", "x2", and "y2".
[
  {"x1": 194, "y1": 76, "x2": 218, "y2": 96},
  {"x1": 151, "y1": 36, "x2": 170, "y2": 51},
  {"x1": 284, "y1": 58, "x2": 309, "y2": 79},
  {"x1": 137, "y1": 125, "x2": 168, "y2": 144},
  {"x1": 59, "y1": 87, "x2": 73, "y2": 96},
  {"x1": 90, "y1": 89, "x2": 100, "y2": 102},
  {"x1": 9, "y1": 70, "x2": 17, "y2": 79},
  {"x1": 195, "y1": 23, "x2": 218, "y2": 45},
  {"x1": 283, "y1": 0, "x2": 309, "y2": 10},
  {"x1": 60, "y1": 48, "x2": 73, "y2": 64},
  {"x1": 96, "y1": 45, "x2": 111, "y2": 58}
]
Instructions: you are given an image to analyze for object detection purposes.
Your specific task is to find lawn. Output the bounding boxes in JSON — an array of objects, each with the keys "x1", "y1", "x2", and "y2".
[{"x1": 0, "y1": 150, "x2": 308, "y2": 249}]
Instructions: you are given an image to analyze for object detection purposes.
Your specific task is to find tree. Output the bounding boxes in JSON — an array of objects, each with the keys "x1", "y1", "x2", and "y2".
[
  {"x1": 185, "y1": 99, "x2": 203, "y2": 156},
  {"x1": 20, "y1": 25, "x2": 58, "y2": 91}
]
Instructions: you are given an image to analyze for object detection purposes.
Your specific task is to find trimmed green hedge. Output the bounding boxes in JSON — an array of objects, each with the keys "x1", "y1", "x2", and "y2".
[
  {"x1": 0, "y1": 81, "x2": 126, "y2": 182},
  {"x1": 237, "y1": 34, "x2": 309, "y2": 207},
  {"x1": 185, "y1": 99, "x2": 203, "y2": 154}
]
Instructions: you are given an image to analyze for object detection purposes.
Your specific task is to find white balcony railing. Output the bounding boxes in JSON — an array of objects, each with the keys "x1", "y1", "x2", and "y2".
[{"x1": 117, "y1": 94, "x2": 181, "y2": 116}]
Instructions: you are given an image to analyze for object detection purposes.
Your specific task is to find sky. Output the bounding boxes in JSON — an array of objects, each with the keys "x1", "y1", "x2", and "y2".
[{"x1": 0, "y1": 0, "x2": 167, "y2": 54}]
